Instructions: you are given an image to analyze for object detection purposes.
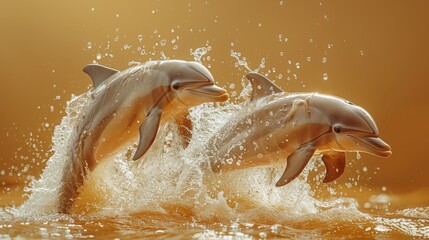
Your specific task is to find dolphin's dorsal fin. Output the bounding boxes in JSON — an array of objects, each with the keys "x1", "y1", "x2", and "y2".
[
  {"x1": 246, "y1": 72, "x2": 284, "y2": 100},
  {"x1": 83, "y1": 64, "x2": 119, "y2": 88},
  {"x1": 276, "y1": 143, "x2": 316, "y2": 187},
  {"x1": 322, "y1": 152, "x2": 346, "y2": 183}
]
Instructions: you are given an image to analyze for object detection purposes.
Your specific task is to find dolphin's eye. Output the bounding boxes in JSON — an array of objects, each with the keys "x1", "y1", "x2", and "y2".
[
  {"x1": 172, "y1": 83, "x2": 180, "y2": 91},
  {"x1": 333, "y1": 125, "x2": 341, "y2": 133}
]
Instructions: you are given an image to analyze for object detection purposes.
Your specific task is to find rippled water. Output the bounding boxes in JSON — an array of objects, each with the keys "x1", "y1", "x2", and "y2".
[{"x1": 1, "y1": 76, "x2": 428, "y2": 238}]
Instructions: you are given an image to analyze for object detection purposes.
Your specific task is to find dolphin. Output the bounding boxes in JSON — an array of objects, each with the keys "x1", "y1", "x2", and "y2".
[
  {"x1": 59, "y1": 60, "x2": 229, "y2": 213},
  {"x1": 208, "y1": 72, "x2": 391, "y2": 187}
]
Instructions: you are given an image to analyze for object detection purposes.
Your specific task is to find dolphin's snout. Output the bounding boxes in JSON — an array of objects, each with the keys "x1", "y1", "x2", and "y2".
[
  {"x1": 188, "y1": 85, "x2": 229, "y2": 102},
  {"x1": 354, "y1": 136, "x2": 392, "y2": 158}
]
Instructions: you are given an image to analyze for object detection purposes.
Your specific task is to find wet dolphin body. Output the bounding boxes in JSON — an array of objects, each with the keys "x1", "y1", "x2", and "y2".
[
  {"x1": 208, "y1": 73, "x2": 391, "y2": 187},
  {"x1": 59, "y1": 60, "x2": 229, "y2": 213}
]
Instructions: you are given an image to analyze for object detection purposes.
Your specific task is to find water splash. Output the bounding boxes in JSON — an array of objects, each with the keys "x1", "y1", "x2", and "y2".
[
  {"x1": 190, "y1": 45, "x2": 212, "y2": 63},
  {"x1": 230, "y1": 50, "x2": 266, "y2": 73},
  {"x1": 0, "y1": 85, "x2": 335, "y2": 223}
]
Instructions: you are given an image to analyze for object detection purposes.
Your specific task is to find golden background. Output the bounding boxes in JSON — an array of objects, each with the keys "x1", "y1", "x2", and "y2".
[{"x1": 1, "y1": 1, "x2": 428, "y2": 201}]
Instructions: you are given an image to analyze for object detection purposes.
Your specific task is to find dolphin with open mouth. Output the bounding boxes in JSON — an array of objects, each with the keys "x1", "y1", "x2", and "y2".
[
  {"x1": 208, "y1": 72, "x2": 391, "y2": 187},
  {"x1": 59, "y1": 60, "x2": 229, "y2": 213}
]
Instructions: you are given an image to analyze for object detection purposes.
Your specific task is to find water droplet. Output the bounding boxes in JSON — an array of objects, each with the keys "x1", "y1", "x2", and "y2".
[
  {"x1": 356, "y1": 151, "x2": 361, "y2": 159},
  {"x1": 229, "y1": 83, "x2": 235, "y2": 89},
  {"x1": 295, "y1": 62, "x2": 300, "y2": 69},
  {"x1": 360, "y1": 50, "x2": 364, "y2": 56},
  {"x1": 258, "y1": 23, "x2": 262, "y2": 27},
  {"x1": 173, "y1": 45, "x2": 179, "y2": 50},
  {"x1": 322, "y1": 57, "x2": 327, "y2": 63},
  {"x1": 160, "y1": 39, "x2": 167, "y2": 46},
  {"x1": 160, "y1": 51, "x2": 167, "y2": 60},
  {"x1": 323, "y1": 73, "x2": 328, "y2": 80},
  {"x1": 280, "y1": 51, "x2": 284, "y2": 56},
  {"x1": 87, "y1": 42, "x2": 92, "y2": 49},
  {"x1": 96, "y1": 54, "x2": 102, "y2": 60},
  {"x1": 257, "y1": 153, "x2": 263, "y2": 158},
  {"x1": 138, "y1": 35, "x2": 143, "y2": 42},
  {"x1": 362, "y1": 166, "x2": 367, "y2": 172}
]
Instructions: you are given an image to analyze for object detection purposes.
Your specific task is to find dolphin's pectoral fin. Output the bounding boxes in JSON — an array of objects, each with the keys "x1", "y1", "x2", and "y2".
[
  {"x1": 246, "y1": 72, "x2": 284, "y2": 100},
  {"x1": 132, "y1": 106, "x2": 163, "y2": 160},
  {"x1": 175, "y1": 109, "x2": 193, "y2": 148},
  {"x1": 321, "y1": 152, "x2": 346, "y2": 183},
  {"x1": 276, "y1": 143, "x2": 316, "y2": 187},
  {"x1": 83, "y1": 64, "x2": 119, "y2": 88}
]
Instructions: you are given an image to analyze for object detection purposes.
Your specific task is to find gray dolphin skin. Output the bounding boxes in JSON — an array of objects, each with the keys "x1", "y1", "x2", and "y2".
[
  {"x1": 59, "y1": 60, "x2": 229, "y2": 213},
  {"x1": 208, "y1": 72, "x2": 391, "y2": 187}
]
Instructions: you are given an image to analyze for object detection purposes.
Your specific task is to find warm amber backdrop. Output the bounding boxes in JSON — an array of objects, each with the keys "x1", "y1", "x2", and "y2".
[{"x1": 1, "y1": 1, "x2": 428, "y2": 195}]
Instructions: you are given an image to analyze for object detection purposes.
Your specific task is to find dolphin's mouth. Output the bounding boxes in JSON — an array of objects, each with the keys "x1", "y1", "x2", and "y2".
[
  {"x1": 351, "y1": 136, "x2": 392, "y2": 158},
  {"x1": 187, "y1": 85, "x2": 229, "y2": 102}
]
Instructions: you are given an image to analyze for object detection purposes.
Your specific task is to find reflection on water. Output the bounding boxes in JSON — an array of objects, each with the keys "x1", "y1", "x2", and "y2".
[
  {"x1": 0, "y1": 204, "x2": 428, "y2": 238},
  {"x1": 1, "y1": 73, "x2": 428, "y2": 238}
]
